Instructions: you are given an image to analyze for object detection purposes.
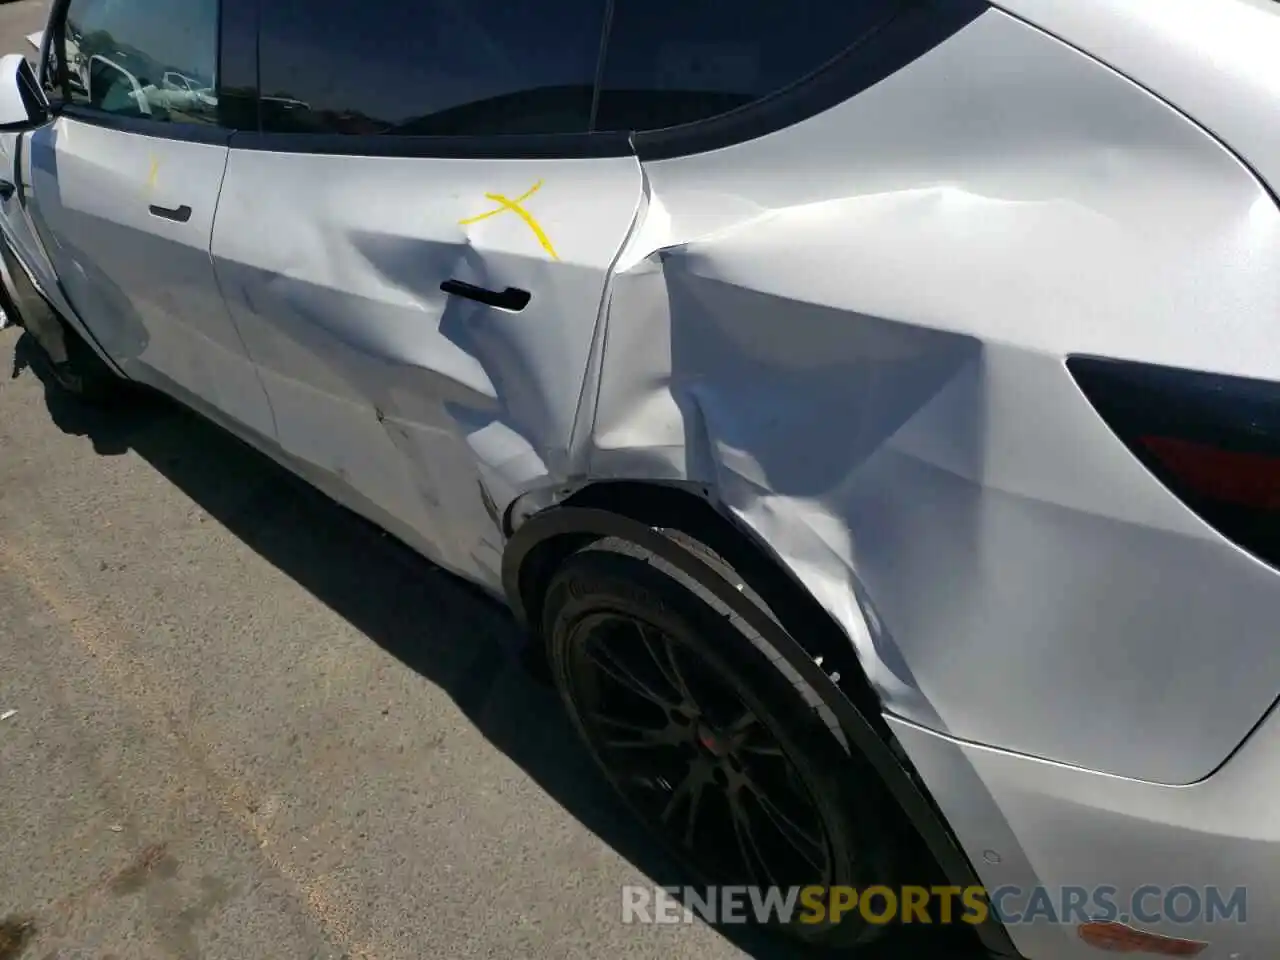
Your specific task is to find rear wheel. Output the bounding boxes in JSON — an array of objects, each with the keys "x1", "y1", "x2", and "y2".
[{"x1": 543, "y1": 536, "x2": 911, "y2": 948}]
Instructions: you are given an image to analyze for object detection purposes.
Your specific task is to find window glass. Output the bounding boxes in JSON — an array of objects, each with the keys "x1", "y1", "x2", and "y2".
[
  {"x1": 594, "y1": 0, "x2": 900, "y2": 132},
  {"x1": 258, "y1": 0, "x2": 608, "y2": 137},
  {"x1": 56, "y1": 0, "x2": 220, "y2": 124}
]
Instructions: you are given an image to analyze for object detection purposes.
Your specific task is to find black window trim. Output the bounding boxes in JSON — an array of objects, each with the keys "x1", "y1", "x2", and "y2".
[
  {"x1": 632, "y1": 0, "x2": 989, "y2": 161},
  {"x1": 37, "y1": 0, "x2": 232, "y2": 145},
  {"x1": 229, "y1": 128, "x2": 637, "y2": 159},
  {"x1": 36, "y1": 0, "x2": 989, "y2": 160}
]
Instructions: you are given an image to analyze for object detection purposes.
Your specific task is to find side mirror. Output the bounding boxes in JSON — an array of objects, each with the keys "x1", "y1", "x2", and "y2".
[{"x1": 0, "y1": 54, "x2": 49, "y2": 132}]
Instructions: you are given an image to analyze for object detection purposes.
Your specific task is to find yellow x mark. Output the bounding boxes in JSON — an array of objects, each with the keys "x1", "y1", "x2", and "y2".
[{"x1": 458, "y1": 180, "x2": 559, "y2": 260}]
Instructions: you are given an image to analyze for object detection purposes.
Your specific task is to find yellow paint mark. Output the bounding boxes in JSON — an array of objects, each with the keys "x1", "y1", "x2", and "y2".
[
  {"x1": 145, "y1": 156, "x2": 160, "y2": 190},
  {"x1": 458, "y1": 179, "x2": 559, "y2": 260}
]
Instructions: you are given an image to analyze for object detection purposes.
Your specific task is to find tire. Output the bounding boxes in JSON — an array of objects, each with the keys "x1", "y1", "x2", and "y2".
[
  {"x1": 543, "y1": 535, "x2": 910, "y2": 949},
  {"x1": 45, "y1": 317, "x2": 123, "y2": 404}
]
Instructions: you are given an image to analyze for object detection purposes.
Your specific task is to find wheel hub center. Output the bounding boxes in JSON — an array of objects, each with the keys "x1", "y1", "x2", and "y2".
[{"x1": 695, "y1": 722, "x2": 731, "y2": 758}]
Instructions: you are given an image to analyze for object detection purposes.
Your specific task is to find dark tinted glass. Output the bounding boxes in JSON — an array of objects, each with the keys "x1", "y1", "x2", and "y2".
[
  {"x1": 56, "y1": 0, "x2": 220, "y2": 125},
  {"x1": 217, "y1": 0, "x2": 260, "y2": 130},
  {"x1": 258, "y1": 0, "x2": 608, "y2": 137},
  {"x1": 594, "y1": 0, "x2": 900, "y2": 132}
]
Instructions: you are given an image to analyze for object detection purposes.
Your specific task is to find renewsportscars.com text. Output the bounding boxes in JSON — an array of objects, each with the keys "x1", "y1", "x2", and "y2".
[{"x1": 620, "y1": 884, "x2": 1248, "y2": 927}]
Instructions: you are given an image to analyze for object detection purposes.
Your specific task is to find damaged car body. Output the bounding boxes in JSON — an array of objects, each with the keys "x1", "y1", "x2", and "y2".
[{"x1": 4, "y1": 0, "x2": 1280, "y2": 955}]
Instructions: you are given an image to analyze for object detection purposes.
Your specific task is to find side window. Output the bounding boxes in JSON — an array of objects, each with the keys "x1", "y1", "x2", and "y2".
[
  {"x1": 594, "y1": 0, "x2": 901, "y2": 132},
  {"x1": 53, "y1": 0, "x2": 220, "y2": 125},
  {"x1": 258, "y1": 0, "x2": 608, "y2": 137}
]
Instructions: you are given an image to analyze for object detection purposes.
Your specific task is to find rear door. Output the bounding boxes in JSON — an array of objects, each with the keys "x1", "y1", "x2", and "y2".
[
  {"x1": 212, "y1": 0, "x2": 644, "y2": 586},
  {"x1": 22, "y1": 0, "x2": 275, "y2": 438}
]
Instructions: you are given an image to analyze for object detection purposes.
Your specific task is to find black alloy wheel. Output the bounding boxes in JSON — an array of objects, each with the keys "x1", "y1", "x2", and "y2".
[
  {"x1": 544, "y1": 536, "x2": 908, "y2": 948},
  {"x1": 568, "y1": 610, "x2": 835, "y2": 890}
]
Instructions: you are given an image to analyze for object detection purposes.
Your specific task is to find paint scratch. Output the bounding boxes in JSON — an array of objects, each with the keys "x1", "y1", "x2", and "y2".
[
  {"x1": 459, "y1": 180, "x2": 559, "y2": 260},
  {"x1": 146, "y1": 157, "x2": 160, "y2": 191}
]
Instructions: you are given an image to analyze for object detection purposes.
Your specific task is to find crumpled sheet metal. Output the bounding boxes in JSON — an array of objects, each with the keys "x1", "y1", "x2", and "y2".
[
  {"x1": 582, "y1": 7, "x2": 1280, "y2": 786},
  {"x1": 209, "y1": 149, "x2": 643, "y2": 591}
]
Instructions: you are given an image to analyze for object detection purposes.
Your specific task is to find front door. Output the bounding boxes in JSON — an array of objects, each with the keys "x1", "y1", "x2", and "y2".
[
  {"x1": 24, "y1": 0, "x2": 275, "y2": 439},
  {"x1": 211, "y1": 0, "x2": 642, "y2": 587}
]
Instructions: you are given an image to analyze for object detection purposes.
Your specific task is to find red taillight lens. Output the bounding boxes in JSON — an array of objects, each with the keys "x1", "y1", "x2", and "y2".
[
  {"x1": 1137, "y1": 436, "x2": 1280, "y2": 511},
  {"x1": 1068, "y1": 356, "x2": 1280, "y2": 566}
]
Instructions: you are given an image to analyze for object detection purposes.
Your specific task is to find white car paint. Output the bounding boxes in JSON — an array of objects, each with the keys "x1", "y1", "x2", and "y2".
[
  {"x1": 24, "y1": 120, "x2": 275, "y2": 436},
  {"x1": 3, "y1": 2, "x2": 1280, "y2": 958},
  {"x1": 210, "y1": 154, "x2": 644, "y2": 587}
]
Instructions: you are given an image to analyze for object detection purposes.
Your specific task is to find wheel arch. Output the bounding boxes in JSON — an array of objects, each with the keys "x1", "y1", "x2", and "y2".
[{"x1": 502, "y1": 479, "x2": 1020, "y2": 958}]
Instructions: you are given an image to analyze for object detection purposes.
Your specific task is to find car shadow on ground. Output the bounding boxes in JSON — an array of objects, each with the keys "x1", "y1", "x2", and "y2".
[{"x1": 14, "y1": 333, "x2": 990, "y2": 960}]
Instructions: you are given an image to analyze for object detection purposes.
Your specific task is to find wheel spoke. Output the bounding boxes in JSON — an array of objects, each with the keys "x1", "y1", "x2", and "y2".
[
  {"x1": 588, "y1": 642, "x2": 676, "y2": 710},
  {"x1": 728, "y1": 710, "x2": 786, "y2": 759},
  {"x1": 681, "y1": 775, "x2": 707, "y2": 848},
  {"x1": 742, "y1": 781, "x2": 828, "y2": 874},
  {"x1": 632, "y1": 621, "x2": 694, "y2": 706},
  {"x1": 591, "y1": 712, "x2": 678, "y2": 750},
  {"x1": 727, "y1": 710, "x2": 759, "y2": 738},
  {"x1": 610, "y1": 746, "x2": 690, "y2": 785},
  {"x1": 729, "y1": 793, "x2": 779, "y2": 886},
  {"x1": 739, "y1": 742, "x2": 786, "y2": 758},
  {"x1": 660, "y1": 762, "x2": 708, "y2": 844}
]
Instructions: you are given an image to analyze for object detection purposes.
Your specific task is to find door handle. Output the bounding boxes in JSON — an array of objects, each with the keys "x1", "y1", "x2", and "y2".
[
  {"x1": 148, "y1": 202, "x2": 192, "y2": 223},
  {"x1": 0, "y1": 179, "x2": 13, "y2": 201},
  {"x1": 440, "y1": 278, "x2": 531, "y2": 312}
]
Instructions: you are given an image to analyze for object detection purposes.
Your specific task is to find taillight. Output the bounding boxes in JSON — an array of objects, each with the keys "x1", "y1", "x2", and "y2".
[{"x1": 1067, "y1": 355, "x2": 1280, "y2": 568}]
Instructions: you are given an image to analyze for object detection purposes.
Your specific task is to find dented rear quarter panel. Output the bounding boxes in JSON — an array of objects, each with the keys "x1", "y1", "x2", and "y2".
[{"x1": 591, "y1": 8, "x2": 1280, "y2": 785}]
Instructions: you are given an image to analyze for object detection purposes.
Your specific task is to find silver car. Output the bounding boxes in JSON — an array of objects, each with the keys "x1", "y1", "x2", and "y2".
[{"x1": 1, "y1": 0, "x2": 1278, "y2": 956}]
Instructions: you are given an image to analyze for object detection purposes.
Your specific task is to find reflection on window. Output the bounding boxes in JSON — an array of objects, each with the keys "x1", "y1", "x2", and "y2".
[
  {"x1": 593, "y1": 0, "x2": 900, "y2": 132},
  {"x1": 257, "y1": 0, "x2": 606, "y2": 136},
  {"x1": 58, "y1": 0, "x2": 219, "y2": 124}
]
